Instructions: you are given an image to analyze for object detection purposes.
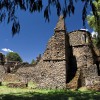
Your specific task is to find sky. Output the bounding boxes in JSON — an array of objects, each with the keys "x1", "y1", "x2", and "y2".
[{"x1": 0, "y1": 1, "x2": 94, "y2": 63}]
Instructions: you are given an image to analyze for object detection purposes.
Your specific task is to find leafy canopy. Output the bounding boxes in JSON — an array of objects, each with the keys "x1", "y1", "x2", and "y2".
[
  {"x1": 87, "y1": 0, "x2": 100, "y2": 48},
  {"x1": 6, "y1": 52, "x2": 23, "y2": 62},
  {"x1": 87, "y1": 0, "x2": 100, "y2": 34},
  {"x1": 0, "y1": 0, "x2": 99, "y2": 35},
  {"x1": 31, "y1": 59, "x2": 35, "y2": 64}
]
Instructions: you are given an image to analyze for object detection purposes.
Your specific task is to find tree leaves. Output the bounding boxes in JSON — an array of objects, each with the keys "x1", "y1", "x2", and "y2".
[
  {"x1": 12, "y1": 20, "x2": 20, "y2": 36},
  {"x1": 56, "y1": 0, "x2": 61, "y2": 16},
  {"x1": 87, "y1": 0, "x2": 100, "y2": 48},
  {"x1": 0, "y1": 0, "x2": 98, "y2": 36},
  {"x1": 44, "y1": 6, "x2": 50, "y2": 22},
  {"x1": 29, "y1": 0, "x2": 43, "y2": 12},
  {"x1": 87, "y1": 0, "x2": 100, "y2": 33},
  {"x1": 6, "y1": 52, "x2": 23, "y2": 62}
]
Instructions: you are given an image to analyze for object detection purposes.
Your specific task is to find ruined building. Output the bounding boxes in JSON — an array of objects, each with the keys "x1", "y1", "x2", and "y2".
[
  {"x1": 0, "y1": 53, "x2": 5, "y2": 79},
  {"x1": 0, "y1": 16, "x2": 100, "y2": 90}
]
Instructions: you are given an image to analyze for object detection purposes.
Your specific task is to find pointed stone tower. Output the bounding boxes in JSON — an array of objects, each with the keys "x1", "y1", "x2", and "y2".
[
  {"x1": 34, "y1": 15, "x2": 69, "y2": 89},
  {"x1": 43, "y1": 15, "x2": 67, "y2": 60},
  {"x1": 55, "y1": 15, "x2": 66, "y2": 31}
]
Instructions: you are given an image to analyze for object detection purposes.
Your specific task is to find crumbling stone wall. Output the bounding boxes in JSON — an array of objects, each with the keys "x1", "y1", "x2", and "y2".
[
  {"x1": 0, "y1": 53, "x2": 5, "y2": 79},
  {"x1": 16, "y1": 16, "x2": 69, "y2": 89},
  {"x1": 0, "y1": 65, "x2": 5, "y2": 79},
  {"x1": 2, "y1": 73, "x2": 23, "y2": 82},
  {"x1": 16, "y1": 60, "x2": 67, "y2": 89},
  {"x1": 16, "y1": 65, "x2": 38, "y2": 82},
  {"x1": 17, "y1": 34, "x2": 67, "y2": 89},
  {"x1": 34, "y1": 16, "x2": 69, "y2": 89},
  {"x1": 67, "y1": 30, "x2": 99, "y2": 88},
  {"x1": 66, "y1": 69, "x2": 80, "y2": 90},
  {"x1": 72, "y1": 46, "x2": 94, "y2": 68},
  {"x1": 69, "y1": 30, "x2": 91, "y2": 46},
  {"x1": 34, "y1": 60, "x2": 67, "y2": 89},
  {"x1": 43, "y1": 32, "x2": 66, "y2": 60}
]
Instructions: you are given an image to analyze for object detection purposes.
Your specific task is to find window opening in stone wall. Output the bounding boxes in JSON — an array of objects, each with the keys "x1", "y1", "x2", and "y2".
[
  {"x1": 81, "y1": 34, "x2": 86, "y2": 44},
  {"x1": 7, "y1": 66, "x2": 11, "y2": 73},
  {"x1": 86, "y1": 36, "x2": 89, "y2": 43}
]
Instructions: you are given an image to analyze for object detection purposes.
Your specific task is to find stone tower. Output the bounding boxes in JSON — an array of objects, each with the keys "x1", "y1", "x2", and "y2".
[
  {"x1": 34, "y1": 15, "x2": 69, "y2": 89},
  {"x1": 67, "y1": 30, "x2": 98, "y2": 88}
]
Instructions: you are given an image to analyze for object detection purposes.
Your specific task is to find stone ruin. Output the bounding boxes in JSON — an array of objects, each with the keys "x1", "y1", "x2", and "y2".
[
  {"x1": 0, "y1": 53, "x2": 5, "y2": 79},
  {"x1": 0, "y1": 15, "x2": 100, "y2": 90}
]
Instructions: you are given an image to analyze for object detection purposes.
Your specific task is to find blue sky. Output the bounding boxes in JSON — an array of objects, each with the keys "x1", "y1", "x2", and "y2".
[{"x1": 0, "y1": 1, "x2": 93, "y2": 63}]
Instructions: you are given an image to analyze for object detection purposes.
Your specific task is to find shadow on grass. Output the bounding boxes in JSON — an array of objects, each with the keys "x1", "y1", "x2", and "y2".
[{"x1": 0, "y1": 90, "x2": 100, "y2": 100}]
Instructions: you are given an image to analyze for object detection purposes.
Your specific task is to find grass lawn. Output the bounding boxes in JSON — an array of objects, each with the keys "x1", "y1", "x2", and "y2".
[{"x1": 0, "y1": 82, "x2": 100, "y2": 100}]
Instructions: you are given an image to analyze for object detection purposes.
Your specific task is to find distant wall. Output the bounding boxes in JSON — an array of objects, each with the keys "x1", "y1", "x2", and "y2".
[{"x1": 0, "y1": 65, "x2": 5, "y2": 79}]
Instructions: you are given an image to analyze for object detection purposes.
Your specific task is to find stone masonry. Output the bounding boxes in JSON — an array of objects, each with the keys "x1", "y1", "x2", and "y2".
[{"x1": 30, "y1": 16, "x2": 69, "y2": 89}]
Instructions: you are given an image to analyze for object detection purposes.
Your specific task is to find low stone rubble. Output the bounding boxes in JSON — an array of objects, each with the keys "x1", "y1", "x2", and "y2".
[{"x1": 7, "y1": 82, "x2": 28, "y2": 88}]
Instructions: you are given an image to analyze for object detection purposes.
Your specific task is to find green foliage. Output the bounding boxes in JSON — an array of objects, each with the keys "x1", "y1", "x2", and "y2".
[
  {"x1": 0, "y1": 0, "x2": 98, "y2": 35},
  {"x1": 87, "y1": 0, "x2": 100, "y2": 48},
  {"x1": 6, "y1": 52, "x2": 23, "y2": 62},
  {"x1": 95, "y1": 37, "x2": 100, "y2": 48},
  {"x1": 87, "y1": 0, "x2": 100, "y2": 33},
  {"x1": 31, "y1": 59, "x2": 35, "y2": 64},
  {"x1": 92, "y1": 35, "x2": 100, "y2": 49}
]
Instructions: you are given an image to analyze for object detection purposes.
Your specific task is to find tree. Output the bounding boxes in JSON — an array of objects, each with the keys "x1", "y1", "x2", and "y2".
[
  {"x1": 87, "y1": 0, "x2": 100, "y2": 48},
  {"x1": 87, "y1": 0, "x2": 100, "y2": 34},
  {"x1": 31, "y1": 59, "x2": 35, "y2": 64},
  {"x1": 6, "y1": 52, "x2": 23, "y2": 62},
  {"x1": 0, "y1": 0, "x2": 98, "y2": 35}
]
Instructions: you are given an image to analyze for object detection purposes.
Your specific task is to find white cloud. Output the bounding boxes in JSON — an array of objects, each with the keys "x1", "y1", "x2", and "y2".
[
  {"x1": 80, "y1": 28, "x2": 88, "y2": 31},
  {"x1": 1, "y1": 48, "x2": 13, "y2": 52},
  {"x1": 91, "y1": 31, "x2": 98, "y2": 37}
]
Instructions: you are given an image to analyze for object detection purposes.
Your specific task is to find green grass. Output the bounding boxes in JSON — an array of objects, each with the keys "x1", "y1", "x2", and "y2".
[{"x1": 0, "y1": 82, "x2": 100, "y2": 100}]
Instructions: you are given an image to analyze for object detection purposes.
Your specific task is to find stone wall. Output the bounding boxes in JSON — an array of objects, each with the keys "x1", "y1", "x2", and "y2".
[
  {"x1": 15, "y1": 23, "x2": 68, "y2": 88},
  {"x1": 16, "y1": 60, "x2": 67, "y2": 89},
  {"x1": 69, "y1": 30, "x2": 91, "y2": 46},
  {"x1": 80, "y1": 65, "x2": 98, "y2": 86},
  {"x1": 16, "y1": 15, "x2": 69, "y2": 89},
  {"x1": 43, "y1": 31, "x2": 66, "y2": 60},
  {"x1": 2, "y1": 73, "x2": 23, "y2": 82},
  {"x1": 0, "y1": 65, "x2": 5, "y2": 79},
  {"x1": 34, "y1": 60, "x2": 67, "y2": 89},
  {"x1": 72, "y1": 45, "x2": 94, "y2": 68},
  {"x1": 66, "y1": 69, "x2": 80, "y2": 90},
  {"x1": 33, "y1": 16, "x2": 68, "y2": 89},
  {"x1": 67, "y1": 30, "x2": 99, "y2": 88},
  {"x1": 16, "y1": 65, "x2": 38, "y2": 82}
]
